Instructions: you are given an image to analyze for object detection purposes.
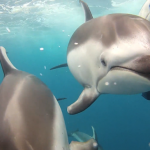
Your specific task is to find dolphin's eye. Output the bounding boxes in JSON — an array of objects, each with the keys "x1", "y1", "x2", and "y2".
[{"x1": 101, "y1": 59, "x2": 107, "y2": 66}]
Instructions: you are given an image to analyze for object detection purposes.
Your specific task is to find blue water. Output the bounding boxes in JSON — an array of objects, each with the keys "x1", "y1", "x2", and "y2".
[{"x1": 0, "y1": 0, "x2": 150, "y2": 150}]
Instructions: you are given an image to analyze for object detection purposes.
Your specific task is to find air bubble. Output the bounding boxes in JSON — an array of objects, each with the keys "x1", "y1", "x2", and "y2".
[
  {"x1": 93, "y1": 142, "x2": 98, "y2": 148},
  {"x1": 105, "y1": 82, "x2": 109, "y2": 85},
  {"x1": 6, "y1": 27, "x2": 10, "y2": 32},
  {"x1": 40, "y1": 47, "x2": 44, "y2": 51}
]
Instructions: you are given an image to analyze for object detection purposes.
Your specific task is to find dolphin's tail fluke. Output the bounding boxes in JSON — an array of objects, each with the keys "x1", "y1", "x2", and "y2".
[
  {"x1": 50, "y1": 63, "x2": 68, "y2": 70},
  {"x1": 139, "y1": 0, "x2": 150, "y2": 21},
  {"x1": 0, "y1": 47, "x2": 17, "y2": 76}
]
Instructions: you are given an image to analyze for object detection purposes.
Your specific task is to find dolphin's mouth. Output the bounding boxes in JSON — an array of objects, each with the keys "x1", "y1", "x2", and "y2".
[{"x1": 111, "y1": 66, "x2": 150, "y2": 80}]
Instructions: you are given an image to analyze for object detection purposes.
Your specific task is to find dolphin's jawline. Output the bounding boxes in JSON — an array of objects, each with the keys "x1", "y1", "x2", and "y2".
[{"x1": 111, "y1": 66, "x2": 150, "y2": 80}]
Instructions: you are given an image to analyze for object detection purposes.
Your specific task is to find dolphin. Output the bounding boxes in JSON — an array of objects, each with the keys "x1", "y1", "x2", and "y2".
[
  {"x1": 50, "y1": 0, "x2": 150, "y2": 115},
  {"x1": 68, "y1": 126, "x2": 103, "y2": 150},
  {"x1": 0, "y1": 46, "x2": 98, "y2": 150},
  {"x1": 139, "y1": 0, "x2": 150, "y2": 21}
]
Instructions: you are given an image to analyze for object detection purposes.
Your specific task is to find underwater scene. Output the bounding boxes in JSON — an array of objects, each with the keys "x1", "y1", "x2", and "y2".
[{"x1": 0, "y1": 0, "x2": 150, "y2": 150}]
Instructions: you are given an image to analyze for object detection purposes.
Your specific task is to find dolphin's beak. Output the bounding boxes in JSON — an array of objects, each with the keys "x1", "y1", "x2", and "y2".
[{"x1": 111, "y1": 55, "x2": 150, "y2": 79}]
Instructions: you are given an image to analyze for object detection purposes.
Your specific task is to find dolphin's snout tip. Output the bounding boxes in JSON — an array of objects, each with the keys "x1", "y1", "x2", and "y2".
[{"x1": 67, "y1": 106, "x2": 72, "y2": 114}]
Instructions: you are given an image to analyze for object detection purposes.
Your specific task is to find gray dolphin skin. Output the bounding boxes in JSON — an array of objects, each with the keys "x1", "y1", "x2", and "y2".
[
  {"x1": 51, "y1": 0, "x2": 150, "y2": 115},
  {"x1": 0, "y1": 46, "x2": 98, "y2": 150},
  {"x1": 68, "y1": 126, "x2": 103, "y2": 150}
]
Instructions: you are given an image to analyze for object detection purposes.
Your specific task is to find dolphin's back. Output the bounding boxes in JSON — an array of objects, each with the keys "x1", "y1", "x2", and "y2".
[{"x1": 0, "y1": 70, "x2": 69, "y2": 150}]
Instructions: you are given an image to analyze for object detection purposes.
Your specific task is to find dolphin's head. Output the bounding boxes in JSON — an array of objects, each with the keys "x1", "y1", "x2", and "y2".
[{"x1": 67, "y1": 13, "x2": 150, "y2": 114}]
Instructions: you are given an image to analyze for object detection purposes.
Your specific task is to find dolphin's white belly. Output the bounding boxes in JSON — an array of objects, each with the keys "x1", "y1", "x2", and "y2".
[
  {"x1": 67, "y1": 41, "x2": 102, "y2": 88},
  {"x1": 98, "y1": 70, "x2": 150, "y2": 94}
]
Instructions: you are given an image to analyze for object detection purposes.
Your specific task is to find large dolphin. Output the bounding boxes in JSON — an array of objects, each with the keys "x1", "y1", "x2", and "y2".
[
  {"x1": 68, "y1": 126, "x2": 103, "y2": 150},
  {"x1": 50, "y1": 0, "x2": 150, "y2": 115},
  {"x1": 0, "y1": 46, "x2": 98, "y2": 150}
]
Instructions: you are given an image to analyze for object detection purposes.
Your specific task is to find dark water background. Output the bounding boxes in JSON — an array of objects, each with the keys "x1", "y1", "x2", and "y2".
[{"x1": 0, "y1": 0, "x2": 150, "y2": 150}]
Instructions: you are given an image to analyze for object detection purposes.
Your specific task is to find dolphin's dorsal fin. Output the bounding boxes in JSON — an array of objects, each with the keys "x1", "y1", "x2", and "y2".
[
  {"x1": 91, "y1": 126, "x2": 98, "y2": 141},
  {"x1": 79, "y1": 0, "x2": 93, "y2": 22},
  {"x1": 0, "y1": 47, "x2": 17, "y2": 76}
]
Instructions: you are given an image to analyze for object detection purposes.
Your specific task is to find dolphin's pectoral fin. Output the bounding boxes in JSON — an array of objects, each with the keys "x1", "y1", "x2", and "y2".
[
  {"x1": 79, "y1": 0, "x2": 93, "y2": 22},
  {"x1": 0, "y1": 47, "x2": 16, "y2": 76},
  {"x1": 50, "y1": 63, "x2": 68, "y2": 70},
  {"x1": 67, "y1": 88, "x2": 99, "y2": 115},
  {"x1": 142, "y1": 91, "x2": 150, "y2": 100},
  {"x1": 70, "y1": 139, "x2": 98, "y2": 150},
  {"x1": 57, "y1": 98, "x2": 67, "y2": 101}
]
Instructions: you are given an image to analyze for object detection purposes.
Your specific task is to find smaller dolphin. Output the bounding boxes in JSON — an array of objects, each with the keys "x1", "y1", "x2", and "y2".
[
  {"x1": 68, "y1": 126, "x2": 103, "y2": 150},
  {"x1": 0, "y1": 46, "x2": 98, "y2": 150},
  {"x1": 139, "y1": 0, "x2": 150, "y2": 21}
]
